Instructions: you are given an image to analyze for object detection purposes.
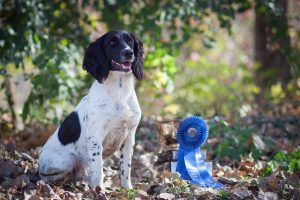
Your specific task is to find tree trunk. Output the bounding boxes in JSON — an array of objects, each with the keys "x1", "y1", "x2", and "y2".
[
  {"x1": 254, "y1": 8, "x2": 268, "y2": 87},
  {"x1": 254, "y1": 0, "x2": 292, "y2": 90}
]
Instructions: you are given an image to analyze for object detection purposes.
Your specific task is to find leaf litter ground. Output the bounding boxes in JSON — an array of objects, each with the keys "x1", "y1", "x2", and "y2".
[{"x1": 0, "y1": 115, "x2": 299, "y2": 200}]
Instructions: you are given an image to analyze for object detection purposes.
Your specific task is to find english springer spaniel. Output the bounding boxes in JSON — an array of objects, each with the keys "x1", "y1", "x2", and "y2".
[{"x1": 38, "y1": 30, "x2": 143, "y2": 189}]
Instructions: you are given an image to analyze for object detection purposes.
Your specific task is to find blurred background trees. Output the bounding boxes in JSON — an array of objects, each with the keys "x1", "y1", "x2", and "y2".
[{"x1": 0, "y1": 0, "x2": 299, "y2": 132}]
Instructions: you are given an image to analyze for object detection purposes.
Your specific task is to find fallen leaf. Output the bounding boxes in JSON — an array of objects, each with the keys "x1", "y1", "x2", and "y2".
[
  {"x1": 257, "y1": 191, "x2": 278, "y2": 200},
  {"x1": 1, "y1": 175, "x2": 30, "y2": 190},
  {"x1": 1, "y1": 177, "x2": 14, "y2": 190},
  {"x1": 59, "y1": 191, "x2": 76, "y2": 199},
  {"x1": 291, "y1": 188, "x2": 300, "y2": 200},
  {"x1": 258, "y1": 175, "x2": 279, "y2": 192},
  {"x1": 0, "y1": 158, "x2": 19, "y2": 180},
  {"x1": 233, "y1": 188, "x2": 252, "y2": 199},
  {"x1": 36, "y1": 180, "x2": 60, "y2": 199},
  {"x1": 142, "y1": 169, "x2": 155, "y2": 179},
  {"x1": 14, "y1": 175, "x2": 30, "y2": 190},
  {"x1": 20, "y1": 152, "x2": 34, "y2": 162},
  {"x1": 135, "y1": 190, "x2": 149, "y2": 200},
  {"x1": 218, "y1": 177, "x2": 238, "y2": 185},
  {"x1": 253, "y1": 134, "x2": 269, "y2": 152},
  {"x1": 27, "y1": 195, "x2": 42, "y2": 200},
  {"x1": 239, "y1": 161, "x2": 255, "y2": 173},
  {"x1": 159, "y1": 192, "x2": 175, "y2": 200},
  {"x1": 148, "y1": 184, "x2": 164, "y2": 195},
  {"x1": 285, "y1": 124, "x2": 298, "y2": 134}
]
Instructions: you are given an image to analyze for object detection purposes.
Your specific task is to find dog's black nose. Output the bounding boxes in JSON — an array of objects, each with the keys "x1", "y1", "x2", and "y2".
[{"x1": 124, "y1": 49, "x2": 134, "y2": 58}]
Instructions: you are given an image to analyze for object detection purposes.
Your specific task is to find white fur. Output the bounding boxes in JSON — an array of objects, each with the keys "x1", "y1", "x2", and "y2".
[{"x1": 38, "y1": 71, "x2": 141, "y2": 189}]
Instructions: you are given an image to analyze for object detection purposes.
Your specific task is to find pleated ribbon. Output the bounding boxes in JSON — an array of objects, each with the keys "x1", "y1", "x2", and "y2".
[{"x1": 176, "y1": 116, "x2": 223, "y2": 189}]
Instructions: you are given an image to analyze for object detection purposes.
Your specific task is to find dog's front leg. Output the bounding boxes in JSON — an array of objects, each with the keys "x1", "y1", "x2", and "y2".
[
  {"x1": 87, "y1": 137, "x2": 104, "y2": 189},
  {"x1": 119, "y1": 93, "x2": 141, "y2": 189},
  {"x1": 119, "y1": 130, "x2": 136, "y2": 189}
]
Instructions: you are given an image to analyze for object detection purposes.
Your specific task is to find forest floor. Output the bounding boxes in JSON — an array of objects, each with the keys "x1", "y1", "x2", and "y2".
[{"x1": 0, "y1": 101, "x2": 300, "y2": 199}]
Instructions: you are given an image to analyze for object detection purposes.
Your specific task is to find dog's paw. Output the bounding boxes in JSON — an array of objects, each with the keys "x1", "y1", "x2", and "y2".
[{"x1": 89, "y1": 176, "x2": 103, "y2": 189}]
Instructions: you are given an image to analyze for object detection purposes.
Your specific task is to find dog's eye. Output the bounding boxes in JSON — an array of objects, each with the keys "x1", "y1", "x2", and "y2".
[
  {"x1": 126, "y1": 39, "x2": 133, "y2": 46},
  {"x1": 128, "y1": 41, "x2": 133, "y2": 46},
  {"x1": 124, "y1": 35, "x2": 133, "y2": 46},
  {"x1": 110, "y1": 39, "x2": 118, "y2": 46}
]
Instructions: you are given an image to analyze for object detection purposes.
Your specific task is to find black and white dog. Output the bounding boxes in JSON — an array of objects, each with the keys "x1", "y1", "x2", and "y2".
[{"x1": 38, "y1": 30, "x2": 143, "y2": 189}]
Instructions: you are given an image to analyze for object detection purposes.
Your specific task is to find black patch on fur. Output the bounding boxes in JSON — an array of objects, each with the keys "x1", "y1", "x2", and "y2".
[
  {"x1": 83, "y1": 34, "x2": 109, "y2": 83},
  {"x1": 93, "y1": 153, "x2": 96, "y2": 156},
  {"x1": 121, "y1": 170, "x2": 124, "y2": 175},
  {"x1": 120, "y1": 154, "x2": 123, "y2": 159},
  {"x1": 58, "y1": 111, "x2": 81, "y2": 145},
  {"x1": 83, "y1": 114, "x2": 88, "y2": 122},
  {"x1": 83, "y1": 96, "x2": 89, "y2": 101},
  {"x1": 130, "y1": 33, "x2": 144, "y2": 80}
]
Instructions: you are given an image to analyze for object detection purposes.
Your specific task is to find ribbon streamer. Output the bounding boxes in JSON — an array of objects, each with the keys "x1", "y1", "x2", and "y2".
[{"x1": 176, "y1": 116, "x2": 223, "y2": 189}]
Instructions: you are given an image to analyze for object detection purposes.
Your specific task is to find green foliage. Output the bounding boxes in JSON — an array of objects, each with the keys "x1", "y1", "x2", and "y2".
[
  {"x1": 0, "y1": 0, "x2": 92, "y2": 123},
  {"x1": 2, "y1": 0, "x2": 254, "y2": 123},
  {"x1": 262, "y1": 160, "x2": 277, "y2": 177},
  {"x1": 263, "y1": 149, "x2": 300, "y2": 176},
  {"x1": 0, "y1": 0, "x2": 88, "y2": 67},
  {"x1": 174, "y1": 57, "x2": 256, "y2": 118},
  {"x1": 0, "y1": 0, "x2": 298, "y2": 127},
  {"x1": 206, "y1": 119, "x2": 266, "y2": 160},
  {"x1": 139, "y1": 21, "x2": 258, "y2": 118},
  {"x1": 167, "y1": 183, "x2": 191, "y2": 195},
  {"x1": 116, "y1": 188, "x2": 137, "y2": 200},
  {"x1": 219, "y1": 189, "x2": 231, "y2": 200}
]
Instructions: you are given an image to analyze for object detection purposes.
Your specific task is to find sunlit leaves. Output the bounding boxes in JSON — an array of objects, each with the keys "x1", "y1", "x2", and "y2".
[
  {"x1": 0, "y1": 0, "x2": 91, "y2": 123},
  {"x1": 207, "y1": 119, "x2": 268, "y2": 160},
  {"x1": 1, "y1": 0, "x2": 296, "y2": 124},
  {"x1": 263, "y1": 149, "x2": 300, "y2": 176}
]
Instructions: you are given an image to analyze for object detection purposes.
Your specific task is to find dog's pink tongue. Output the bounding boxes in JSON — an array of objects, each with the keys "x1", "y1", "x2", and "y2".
[{"x1": 122, "y1": 62, "x2": 132, "y2": 69}]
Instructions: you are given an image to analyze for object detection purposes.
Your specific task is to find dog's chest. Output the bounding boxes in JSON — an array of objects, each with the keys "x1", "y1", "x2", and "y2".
[
  {"x1": 102, "y1": 102, "x2": 138, "y2": 158},
  {"x1": 83, "y1": 76, "x2": 140, "y2": 158}
]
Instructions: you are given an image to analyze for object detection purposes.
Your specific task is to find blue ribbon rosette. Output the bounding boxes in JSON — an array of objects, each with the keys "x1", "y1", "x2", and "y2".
[{"x1": 176, "y1": 116, "x2": 223, "y2": 189}]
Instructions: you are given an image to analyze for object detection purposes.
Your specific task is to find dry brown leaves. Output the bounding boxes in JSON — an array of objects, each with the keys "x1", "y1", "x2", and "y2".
[{"x1": 1, "y1": 117, "x2": 300, "y2": 199}]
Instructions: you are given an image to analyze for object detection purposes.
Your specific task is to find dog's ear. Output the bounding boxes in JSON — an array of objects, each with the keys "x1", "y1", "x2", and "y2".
[
  {"x1": 130, "y1": 34, "x2": 143, "y2": 80},
  {"x1": 83, "y1": 34, "x2": 109, "y2": 83}
]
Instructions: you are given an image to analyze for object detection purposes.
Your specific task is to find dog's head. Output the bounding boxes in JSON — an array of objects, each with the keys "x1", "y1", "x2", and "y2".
[{"x1": 83, "y1": 30, "x2": 143, "y2": 83}]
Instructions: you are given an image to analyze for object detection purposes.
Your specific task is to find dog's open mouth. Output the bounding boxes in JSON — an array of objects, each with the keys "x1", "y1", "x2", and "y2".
[{"x1": 112, "y1": 60, "x2": 132, "y2": 70}]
